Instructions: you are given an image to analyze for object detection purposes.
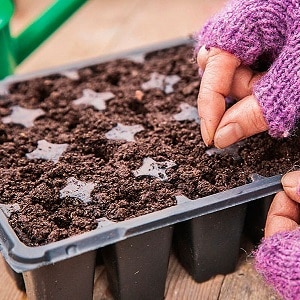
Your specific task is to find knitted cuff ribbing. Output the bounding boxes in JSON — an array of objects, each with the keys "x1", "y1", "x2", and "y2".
[
  {"x1": 254, "y1": 228, "x2": 300, "y2": 300},
  {"x1": 195, "y1": 0, "x2": 289, "y2": 66},
  {"x1": 254, "y1": 38, "x2": 300, "y2": 137}
]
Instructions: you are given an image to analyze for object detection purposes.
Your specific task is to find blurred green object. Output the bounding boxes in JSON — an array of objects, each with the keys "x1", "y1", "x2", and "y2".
[{"x1": 0, "y1": 0, "x2": 87, "y2": 79}]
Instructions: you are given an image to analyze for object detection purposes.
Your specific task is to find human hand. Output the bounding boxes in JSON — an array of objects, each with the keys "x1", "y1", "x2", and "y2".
[
  {"x1": 264, "y1": 171, "x2": 300, "y2": 238},
  {"x1": 197, "y1": 46, "x2": 268, "y2": 148},
  {"x1": 195, "y1": 0, "x2": 300, "y2": 148},
  {"x1": 255, "y1": 171, "x2": 300, "y2": 300}
]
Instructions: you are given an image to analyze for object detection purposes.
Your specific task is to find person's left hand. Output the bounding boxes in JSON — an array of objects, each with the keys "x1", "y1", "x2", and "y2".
[
  {"x1": 255, "y1": 171, "x2": 300, "y2": 300},
  {"x1": 264, "y1": 171, "x2": 300, "y2": 238}
]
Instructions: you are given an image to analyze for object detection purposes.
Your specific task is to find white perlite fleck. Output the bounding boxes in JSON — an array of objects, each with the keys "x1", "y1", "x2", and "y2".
[
  {"x1": 60, "y1": 70, "x2": 80, "y2": 80},
  {"x1": 125, "y1": 53, "x2": 145, "y2": 63}
]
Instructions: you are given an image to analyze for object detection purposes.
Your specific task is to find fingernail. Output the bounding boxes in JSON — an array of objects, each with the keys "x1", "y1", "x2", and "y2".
[
  {"x1": 197, "y1": 46, "x2": 208, "y2": 73},
  {"x1": 200, "y1": 119, "x2": 211, "y2": 146},
  {"x1": 198, "y1": 45, "x2": 209, "y2": 56},
  {"x1": 282, "y1": 172, "x2": 300, "y2": 195},
  {"x1": 215, "y1": 123, "x2": 245, "y2": 148}
]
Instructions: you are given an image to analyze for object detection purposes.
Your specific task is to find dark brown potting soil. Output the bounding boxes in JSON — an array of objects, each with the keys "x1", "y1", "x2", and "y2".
[{"x1": 0, "y1": 44, "x2": 299, "y2": 246}]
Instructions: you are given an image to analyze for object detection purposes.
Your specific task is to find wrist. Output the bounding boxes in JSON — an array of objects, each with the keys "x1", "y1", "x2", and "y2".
[
  {"x1": 195, "y1": 0, "x2": 290, "y2": 66},
  {"x1": 254, "y1": 228, "x2": 300, "y2": 300}
]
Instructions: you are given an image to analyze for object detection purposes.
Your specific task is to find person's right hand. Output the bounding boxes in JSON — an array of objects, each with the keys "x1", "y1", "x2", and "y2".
[
  {"x1": 197, "y1": 46, "x2": 268, "y2": 148},
  {"x1": 195, "y1": 0, "x2": 300, "y2": 148}
]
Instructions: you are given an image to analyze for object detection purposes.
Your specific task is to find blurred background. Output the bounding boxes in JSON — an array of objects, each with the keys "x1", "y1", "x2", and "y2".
[{"x1": 11, "y1": 0, "x2": 226, "y2": 74}]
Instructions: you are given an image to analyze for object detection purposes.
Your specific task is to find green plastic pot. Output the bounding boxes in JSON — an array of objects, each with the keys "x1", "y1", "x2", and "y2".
[{"x1": 0, "y1": 0, "x2": 87, "y2": 79}]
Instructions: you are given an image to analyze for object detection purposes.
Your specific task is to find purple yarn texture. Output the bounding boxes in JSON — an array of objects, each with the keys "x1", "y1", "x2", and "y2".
[
  {"x1": 255, "y1": 228, "x2": 300, "y2": 300},
  {"x1": 195, "y1": 0, "x2": 300, "y2": 138}
]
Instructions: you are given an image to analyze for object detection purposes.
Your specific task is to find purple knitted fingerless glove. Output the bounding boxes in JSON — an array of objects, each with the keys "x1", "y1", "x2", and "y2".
[
  {"x1": 195, "y1": 0, "x2": 300, "y2": 138},
  {"x1": 255, "y1": 228, "x2": 300, "y2": 300}
]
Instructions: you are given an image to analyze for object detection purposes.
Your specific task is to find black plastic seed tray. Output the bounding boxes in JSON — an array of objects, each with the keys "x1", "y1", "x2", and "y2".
[{"x1": 0, "y1": 38, "x2": 284, "y2": 300}]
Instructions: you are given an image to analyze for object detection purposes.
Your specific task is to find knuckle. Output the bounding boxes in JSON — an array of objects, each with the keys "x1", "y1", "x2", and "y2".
[{"x1": 208, "y1": 47, "x2": 240, "y2": 67}]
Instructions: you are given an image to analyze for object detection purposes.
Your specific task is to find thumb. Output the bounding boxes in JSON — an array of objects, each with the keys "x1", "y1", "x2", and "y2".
[
  {"x1": 213, "y1": 95, "x2": 268, "y2": 148},
  {"x1": 264, "y1": 171, "x2": 300, "y2": 238},
  {"x1": 281, "y1": 171, "x2": 300, "y2": 202}
]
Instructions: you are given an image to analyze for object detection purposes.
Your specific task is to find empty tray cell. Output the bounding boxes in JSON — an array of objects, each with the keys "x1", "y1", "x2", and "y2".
[
  {"x1": 244, "y1": 195, "x2": 274, "y2": 244},
  {"x1": 102, "y1": 226, "x2": 173, "y2": 300},
  {"x1": 173, "y1": 204, "x2": 247, "y2": 283},
  {"x1": 23, "y1": 250, "x2": 96, "y2": 300}
]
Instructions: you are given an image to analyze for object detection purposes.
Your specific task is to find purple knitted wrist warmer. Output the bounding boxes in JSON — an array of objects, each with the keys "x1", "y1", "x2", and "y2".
[
  {"x1": 254, "y1": 228, "x2": 300, "y2": 300},
  {"x1": 195, "y1": 0, "x2": 300, "y2": 137}
]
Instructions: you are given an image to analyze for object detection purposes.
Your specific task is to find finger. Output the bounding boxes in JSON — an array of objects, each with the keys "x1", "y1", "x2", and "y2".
[
  {"x1": 230, "y1": 67, "x2": 265, "y2": 100},
  {"x1": 197, "y1": 47, "x2": 241, "y2": 146},
  {"x1": 197, "y1": 45, "x2": 210, "y2": 71},
  {"x1": 197, "y1": 46, "x2": 263, "y2": 101},
  {"x1": 265, "y1": 191, "x2": 300, "y2": 238},
  {"x1": 281, "y1": 171, "x2": 300, "y2": 203},
  {"x1": 214, "y1": 95, "x2": 268, "y2": 148}
]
